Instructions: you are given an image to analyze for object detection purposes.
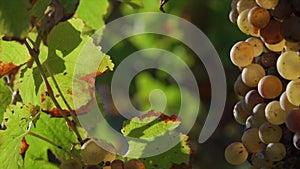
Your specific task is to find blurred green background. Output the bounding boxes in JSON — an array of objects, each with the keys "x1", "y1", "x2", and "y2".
[{"x1": 96, "y1": 0, "x2": 252, "y2": 168}]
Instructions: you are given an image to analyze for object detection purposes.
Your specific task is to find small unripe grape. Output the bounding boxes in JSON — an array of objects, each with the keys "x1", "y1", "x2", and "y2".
[
  {"x1": 225, "y1": 142, "x2": 248, "y2": 165},
  {"x1": 265, "y1": 142, "x2": 286, "y2": 161},
  {"x1": 124, "y1": 159, "x2": 145, "y2": 169}
]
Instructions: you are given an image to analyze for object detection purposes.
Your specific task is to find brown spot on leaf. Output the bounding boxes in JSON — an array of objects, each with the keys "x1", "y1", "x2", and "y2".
[
  {"x1": 42, "y1": 108, "x2": 71, "y2": 117},
  {"x1": 67, "y1": 89, "x2": 72, "y2": 95},
  {"x1": 139, "y1": 110, "x2": 181, "y2": 123},
  {"x1": 20, "y1": 137, "x2": 29, "y2": 158},
  {"x1": 0, "y1": 61, "x2": 20, "y2": 78}
]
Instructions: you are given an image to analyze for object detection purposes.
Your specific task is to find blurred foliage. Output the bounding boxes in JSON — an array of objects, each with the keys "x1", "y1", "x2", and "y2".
[{"x1": 96, "y1": 0, "x2": 251, "y2": 168}]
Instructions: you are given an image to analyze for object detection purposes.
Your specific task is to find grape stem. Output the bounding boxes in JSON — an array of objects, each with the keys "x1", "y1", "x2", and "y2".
[
  {"x1": 44, "y1": 63, "x2": 80, "y2": 125},
  {"x1": 24, "y1": 37, "x2": 83, "y2": 143},
  {"x1": 26, "y1": 131, "x2": 72, "y2": 156}
]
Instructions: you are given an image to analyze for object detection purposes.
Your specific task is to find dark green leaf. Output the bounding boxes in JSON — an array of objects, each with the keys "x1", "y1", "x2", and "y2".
[{"x1": 0, "y1": 79, "x2": 11, "y2": 120}]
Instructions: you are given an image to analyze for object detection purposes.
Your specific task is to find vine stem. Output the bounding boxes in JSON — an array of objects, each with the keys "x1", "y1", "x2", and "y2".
[
  {"x1": 44, "y1": 63, "x2": 80, "y2": 125},
  {"x1": 24, "y1": 40, "x2": 83, "y2": 143},
  {"x1": 26, "y1": 131, "x2": 72, "y2": 156}
]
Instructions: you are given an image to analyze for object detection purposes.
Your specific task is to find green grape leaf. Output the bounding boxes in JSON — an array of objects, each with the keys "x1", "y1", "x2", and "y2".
[
  {"x1": 16, "y1": 18, "x2": 114, "y2": 116},
  {"x1": 58, "y1": 0, "x2": 79, "y2": 14},
  {"x1": 0, "y1": 39, "x2": 31, "y2": 65},
  {"x1": 76, "y1": 0, "x2": 109, "y2": 30},
  {"x1": 122, "y1": 0, "x2": 144, "y2": 9},
  {"x1": 0, "y1": 103, "x2": 33, "y2": 169},
  {"x1": 29, "y1": 0, "x2": 52, "y2": 25},
  {"x1": 0, "y1": 0, "x2": 31, "y2": 38},
  {"x1": 97, "y1": 54, "x2": 114, "y2": 73},
  {"x1": 24, "y1": 112, "x2": 86, "y2": 169},
  {"x1": 121, "y1": 112, "x2": 191, "y2": 168},
  {"x1": 0, "y1": 79, "x2": 11, "y2": 120}
]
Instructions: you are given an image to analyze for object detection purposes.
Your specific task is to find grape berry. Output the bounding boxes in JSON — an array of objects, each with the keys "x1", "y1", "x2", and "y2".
[{"x1": 227, "y1": 0, "x2": 300, "y2": 168}]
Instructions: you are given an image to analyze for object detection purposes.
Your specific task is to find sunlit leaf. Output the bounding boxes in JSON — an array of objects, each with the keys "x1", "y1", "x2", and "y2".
[
  {"x1": 76, "y1": 0, "x2": 109, "y2": 30},
  {"x1": 0, "y1": 103, "x2": 33, "y2": 169},
  {"x1": 121, "y1": 111, "x2": 191, "y2": 168},
  {"x1": 24, "y1": 112, "x2": 86, "y2": 169}
]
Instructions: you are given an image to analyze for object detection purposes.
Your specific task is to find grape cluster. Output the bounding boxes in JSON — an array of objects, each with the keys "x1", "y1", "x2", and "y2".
[{"x1": 226, "y1": 0, "x2": 300, "y2": 168}]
